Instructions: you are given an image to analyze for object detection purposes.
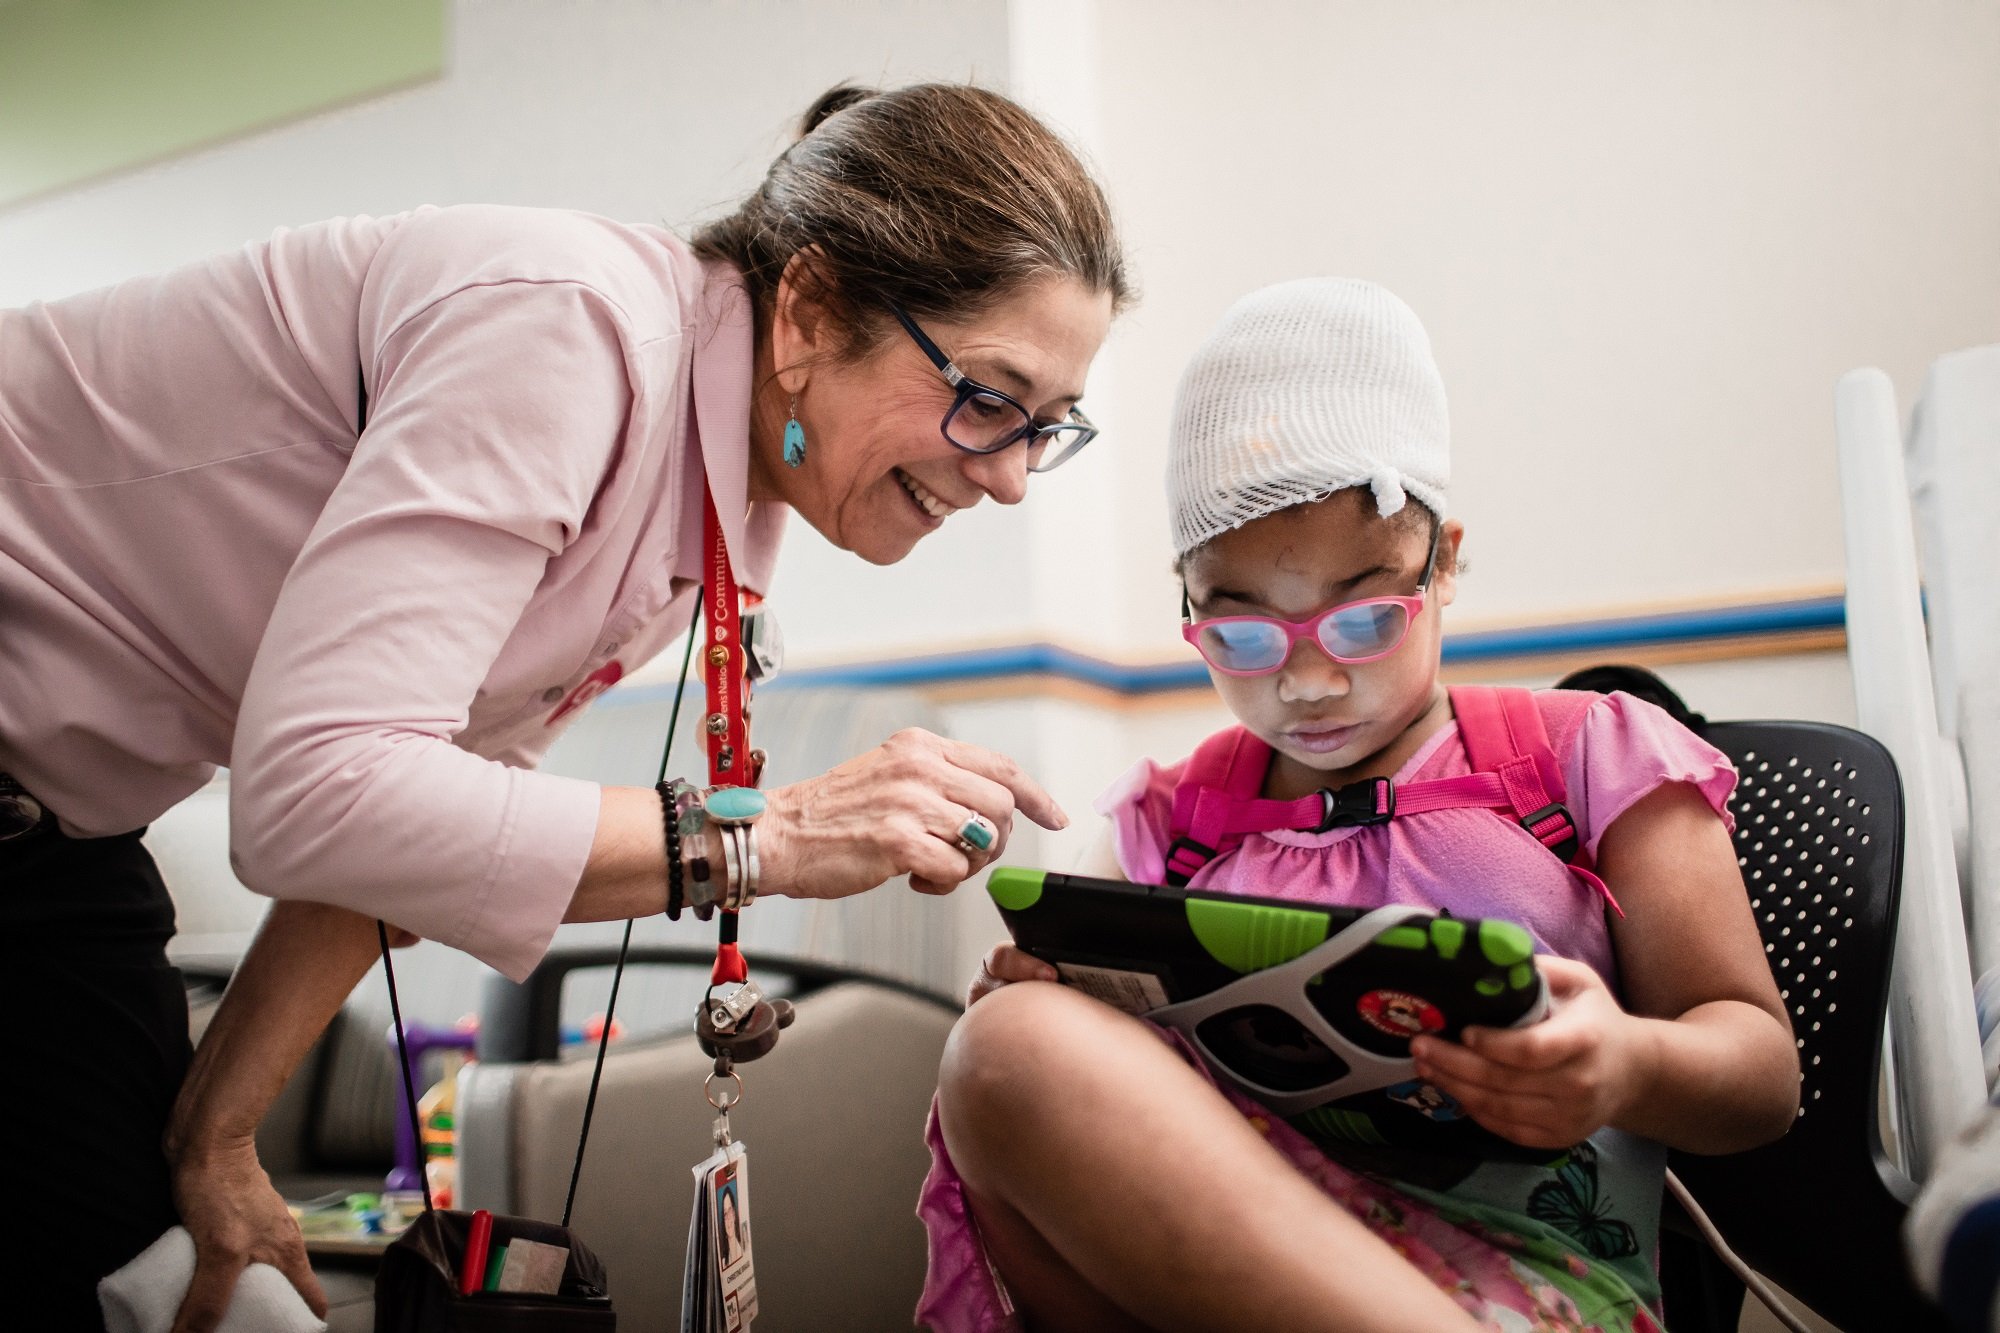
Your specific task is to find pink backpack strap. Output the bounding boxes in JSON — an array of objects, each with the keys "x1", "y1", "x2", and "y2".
[
  {"x1": 1450, "y1": 685, "x2": 1621, "y2": 915},
  {"x1": 1160, "y1": 695, "x2": 1621, "y2": 913},
  {"x1": 1451, "y1": 685, "x2": 1577, "y2": 861},
  {"x1": 1165, "y1": 728, "x2": 1271, "y2": 885},
  {"x1": 1165, "y1": 728, "x2": 1411, "y2": 885}
]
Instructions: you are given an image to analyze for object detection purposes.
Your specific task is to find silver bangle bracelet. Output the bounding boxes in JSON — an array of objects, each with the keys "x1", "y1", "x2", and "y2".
[
  {"x1": 721, "y1": 824, "x2": 759, "y2": 911},
  {"x1": 709, "y1": 824, "x2": 759, "y2": 911},
  {"x1": 717, "y1": 823, "x2": 742, "y2": 910}
]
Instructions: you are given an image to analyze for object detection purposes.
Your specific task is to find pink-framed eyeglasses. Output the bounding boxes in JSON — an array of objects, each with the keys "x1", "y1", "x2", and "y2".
[{"x1": 1181, "y1": 523, "x2": 1442, "y2": 677}]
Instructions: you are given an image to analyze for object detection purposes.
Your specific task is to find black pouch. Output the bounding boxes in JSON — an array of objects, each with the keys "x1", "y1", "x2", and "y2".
[
  {"x1": 374, "y1": 1209, "x2": 615, "y2": 1331},
  {"x1": 369, "y1": 914, "x2": 622, "y2": 1330}
]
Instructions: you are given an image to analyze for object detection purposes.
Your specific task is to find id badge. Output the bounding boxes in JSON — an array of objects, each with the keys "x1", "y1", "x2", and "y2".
[
  {"x1": 710, "y1": 1142, "x2": 758, "y2": 1330},
  {"x1": 684, "y1": 1142, "x2": 758, "y2": 1331},
  {"x1": 681, "y1": 1149, "x2": 713, "y2": 1333}
]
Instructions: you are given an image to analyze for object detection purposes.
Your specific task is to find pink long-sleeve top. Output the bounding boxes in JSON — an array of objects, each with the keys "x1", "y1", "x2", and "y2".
[{"x1": 0, "y1": 205, "x2": 786, "y2": 978}]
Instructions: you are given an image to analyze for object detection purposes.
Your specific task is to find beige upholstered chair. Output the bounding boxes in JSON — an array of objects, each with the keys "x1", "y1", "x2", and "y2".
[{"x1": 458, "y1": 976, "x2": 958, "y2": 1331}]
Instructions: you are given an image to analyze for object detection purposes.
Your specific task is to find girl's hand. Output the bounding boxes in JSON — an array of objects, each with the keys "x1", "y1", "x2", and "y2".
[
  {"x1": 1409, "y1": 955, "x2": 1650, "y2": 1150},
  {"x1": 758, "y1": 729, "x2": 1067, "y2": 899},
  {"x1": 968, "y1": 943, "x2": 1059, "y2": 1006}
]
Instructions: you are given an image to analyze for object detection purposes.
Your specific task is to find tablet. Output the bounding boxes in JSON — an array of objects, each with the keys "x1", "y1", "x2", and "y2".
[{"x1": 987, "y1": 866, "x2": 1562, "y2": 1162}]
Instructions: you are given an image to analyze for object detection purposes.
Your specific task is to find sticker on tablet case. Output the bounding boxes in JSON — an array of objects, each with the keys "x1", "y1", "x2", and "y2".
[
  {"x1": 1056, "y1": 963, "x2": 1170, "y2": 1014},
  {"x1": 1357, "y1": 989, "x2": 1445, "y2": 1037},
  {"x1": 1386, "y1": 1079, "x2": 1467, "y2": 1122}
]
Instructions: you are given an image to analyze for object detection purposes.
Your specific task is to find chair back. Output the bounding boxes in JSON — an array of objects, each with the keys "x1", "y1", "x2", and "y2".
[{"x1": 1672, "y1": 719, "x2": 1937, "y2": 1330}]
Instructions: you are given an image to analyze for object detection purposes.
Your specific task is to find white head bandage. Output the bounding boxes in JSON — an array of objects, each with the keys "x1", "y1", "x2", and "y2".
[{"x1": 1167, "y1": 278, "x2": 1450, "y2": 558}]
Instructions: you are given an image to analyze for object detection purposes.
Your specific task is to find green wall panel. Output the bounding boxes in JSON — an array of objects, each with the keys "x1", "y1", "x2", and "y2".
[{"x1": 0, "y1": 0, "x2": 445, "y2": 208}]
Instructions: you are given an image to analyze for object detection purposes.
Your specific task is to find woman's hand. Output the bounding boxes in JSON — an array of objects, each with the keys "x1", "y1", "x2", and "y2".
[
  {"x1": 168, "y1": 1139, "x2": 326, "y2": 1333},
  {"x1": 1409, "y1": 955, "x2": 1649, "y2": 1151},
  {"x1": 162, "y1": 903, "x2": 387, "y2": 1332},
  {"x1": 967, "y1": 942, "x2": 1059, "y2": 1006},
  {"x1": 760, "y1": 729, "x2": 1067, "y2": 898}
]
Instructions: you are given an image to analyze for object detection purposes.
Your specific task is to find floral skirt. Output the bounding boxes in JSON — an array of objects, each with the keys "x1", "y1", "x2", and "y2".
[{"x1": 916, "y1": 1028, "x2": 1664, "y2": 1333}]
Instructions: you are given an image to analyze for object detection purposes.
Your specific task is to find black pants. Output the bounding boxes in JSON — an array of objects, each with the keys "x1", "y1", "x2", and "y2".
[{"x1": 0, "y1": 820, "x2": 192, "y2": 1331}]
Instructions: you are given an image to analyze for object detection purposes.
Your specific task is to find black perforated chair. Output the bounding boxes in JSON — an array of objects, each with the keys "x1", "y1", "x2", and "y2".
[
  {"x1": 1558, "y1": 668, "x2": 1940, "y2": 1330},
  {"x1": 1660, "y1": 719, "x2": 1940, "y2": 1331}
]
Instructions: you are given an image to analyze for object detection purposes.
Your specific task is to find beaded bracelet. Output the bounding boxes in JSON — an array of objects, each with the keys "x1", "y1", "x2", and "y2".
[
  {"x1": 665, "y1": 779, "x2": 717, "y2": 908},
  {"x1": 654, "y1": 781, "x2": 684, "y2": 920},
  {"x1": 667, "y1": 821, "x2": 685, "y2": 919}
]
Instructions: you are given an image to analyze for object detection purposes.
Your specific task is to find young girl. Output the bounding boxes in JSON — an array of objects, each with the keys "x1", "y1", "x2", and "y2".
[{"x1": 918, "y1": 279, "x2": 1799, "y2": 1333}]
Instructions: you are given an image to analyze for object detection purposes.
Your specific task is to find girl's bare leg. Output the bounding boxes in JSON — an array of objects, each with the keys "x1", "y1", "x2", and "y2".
[
  {"x1": 938, "y1": 982, "x2": 1485, "y2": 1333},
  {"x1": 957, "y1": 1184, "x2": 1151, "y2": 1333}
]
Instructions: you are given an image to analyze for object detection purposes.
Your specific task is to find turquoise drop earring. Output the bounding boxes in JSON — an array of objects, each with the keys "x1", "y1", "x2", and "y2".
[{"x1": 782, "y1": 395, "x2": 807, "y2": 468}]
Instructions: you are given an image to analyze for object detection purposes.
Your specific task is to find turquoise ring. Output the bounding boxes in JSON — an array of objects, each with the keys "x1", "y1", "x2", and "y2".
[{"x1": 953, "y1": 813, "x2": 999, "y2": 857}]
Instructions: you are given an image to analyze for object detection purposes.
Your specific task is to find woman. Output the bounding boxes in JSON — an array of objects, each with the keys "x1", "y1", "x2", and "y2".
[{"x1": 0, "y1": 83, "x2": 1128, "y2": 1331}]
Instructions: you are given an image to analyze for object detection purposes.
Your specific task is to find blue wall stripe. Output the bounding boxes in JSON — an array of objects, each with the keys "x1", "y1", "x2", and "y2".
[{"x1": 605, "y1": 595, "x2": 1846, "y2": 705}]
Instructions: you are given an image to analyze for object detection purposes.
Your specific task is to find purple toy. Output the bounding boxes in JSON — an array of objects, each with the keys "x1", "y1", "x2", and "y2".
[{"x1": 385, "y1": 1022, "x2": 478, "y2": 1192}]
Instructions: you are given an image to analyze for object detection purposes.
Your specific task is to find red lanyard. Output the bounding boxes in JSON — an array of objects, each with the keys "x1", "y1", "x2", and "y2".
[
  {"x1": 700, "y1": 486, "x2": 755, "y2": 985},
  {"x1": 701, "y1": 487, "x2": 750, "y2": 788}
]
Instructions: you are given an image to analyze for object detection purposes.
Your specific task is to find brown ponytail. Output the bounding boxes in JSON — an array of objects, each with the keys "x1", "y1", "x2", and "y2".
[
  {"x1": 796, "y1": 83, "x2": 875, "y2": 135},
  {"x1": 693, "y1": 82, "x2": 1131, "y2": 356}
]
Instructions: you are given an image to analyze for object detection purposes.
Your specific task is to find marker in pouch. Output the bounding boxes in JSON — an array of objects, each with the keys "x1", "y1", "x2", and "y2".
[
  {"x1": 459, "y1": 1209, "x2": 493, "y2": 1296},
  {"x1": 483, "y1": 1244, "x2": 509, "y2": 1293}
]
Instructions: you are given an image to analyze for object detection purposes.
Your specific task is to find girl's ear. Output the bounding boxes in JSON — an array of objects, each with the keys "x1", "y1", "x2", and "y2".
[{"x1": 1433, "y1": 519, "x2": 1466, "y2": 608}]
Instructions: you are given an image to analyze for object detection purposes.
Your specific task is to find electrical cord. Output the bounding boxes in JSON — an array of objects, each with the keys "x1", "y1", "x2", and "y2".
[{"x1": 1664, "y1": 1169, "x2": 1815, "y2": 1333}]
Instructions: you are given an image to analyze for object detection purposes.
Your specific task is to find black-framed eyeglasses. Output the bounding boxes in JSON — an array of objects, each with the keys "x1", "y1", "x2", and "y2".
[{"x1": 888, "y1": 302, "x2": 1099, "y2": 473}]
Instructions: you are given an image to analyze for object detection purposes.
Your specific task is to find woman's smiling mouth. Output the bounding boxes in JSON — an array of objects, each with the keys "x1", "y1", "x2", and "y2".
[{"x1": 895, "y1": 468, "x2": 956, "y2": 523}]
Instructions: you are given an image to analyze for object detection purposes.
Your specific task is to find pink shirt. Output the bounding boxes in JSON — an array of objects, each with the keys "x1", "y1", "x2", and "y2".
[
  {"x1": 1096, "y1": 691, "x2": 1739, "y2": 982},
  {"x1": 0, "y1": 206, "x2": 786, "y2": 978}
]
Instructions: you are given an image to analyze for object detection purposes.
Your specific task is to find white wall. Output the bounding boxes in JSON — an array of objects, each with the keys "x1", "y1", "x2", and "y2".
[
  {"x1": 12, "y1": 2, "x2": 1991, "y2": 670},
  {"x1": 1003, "y1": 0, "x2": 2000, "y2": 665},
  {"x1": 0, "y1": 1, "x2": 1009, "y2": 304}
]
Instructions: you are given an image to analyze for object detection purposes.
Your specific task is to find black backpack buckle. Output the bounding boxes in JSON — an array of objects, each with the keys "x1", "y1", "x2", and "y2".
[
  {"x1": 1315, "y1": 778, "x2": 1396, "y2": 832},
  {"x1": 1163, "y1": 835, "x2": 1217, "y2": 886},
  {"x1": 1522, "y1": 802, "x2": 1581, "y2": 863}
]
